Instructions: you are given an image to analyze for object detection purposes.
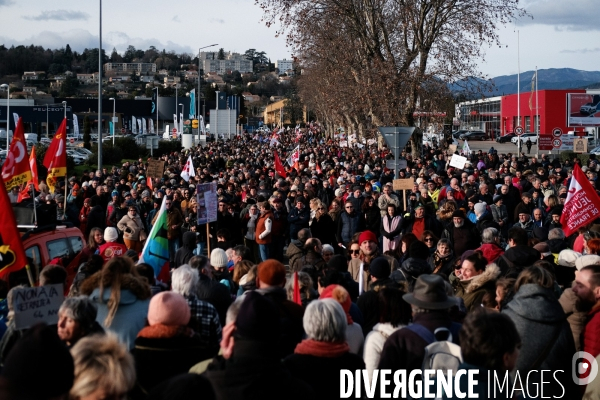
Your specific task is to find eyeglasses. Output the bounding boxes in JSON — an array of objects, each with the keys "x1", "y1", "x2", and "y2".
[
  {"x1": 350, "y1": 250, "x2": 360, "y2": 255},
  {"x1": 424, "y1": 238, "x2": 434, "y2": 242},
  {"x1": 345, "y1": 206, "x2": 354, "y2": 209}
]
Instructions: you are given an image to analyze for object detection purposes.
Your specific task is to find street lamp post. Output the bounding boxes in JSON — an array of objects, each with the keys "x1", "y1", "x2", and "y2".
[
  {"x1": 109, "y1": 97, "x2": 116, "y2": 144},
  {"x1": 0, "y1": 84, "x2": 9, "y2": 149},
  {"x1": 98, "y1": 0, "x2": 103, "y2": 171},
  {"x1": 197, "y1": 44, "x2": 218, "y2": 121},
  {"x1": 62, "y1": 101, "x2": 67, "y2": 119},
  {"x1": 179, "y1": 103, "x2": 184, "y2": 136},
  {"x1": 153, "y1": 87, "x2": 159, "y2": 136}
]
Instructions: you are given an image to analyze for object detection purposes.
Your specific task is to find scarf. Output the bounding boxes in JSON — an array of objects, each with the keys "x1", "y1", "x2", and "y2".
[
  {"x1": 432, "y1": 250, "x2": 454, "y2": 274},
  {"x1": 137, "y1": 324, "x2": 194, "y2": 339},
  {"x1": 294, "y1": 339, "x2": 350, "y2": 358}
]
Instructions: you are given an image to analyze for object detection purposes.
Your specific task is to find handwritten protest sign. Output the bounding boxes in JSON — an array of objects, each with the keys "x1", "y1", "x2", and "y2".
[{"x1": 13, "y1": 284, "x2": 64, "y2": 330}]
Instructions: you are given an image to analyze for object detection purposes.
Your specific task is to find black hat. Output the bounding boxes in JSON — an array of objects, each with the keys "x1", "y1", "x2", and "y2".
[
  {"x1": 369, "y1": 257, "x2": 391, "y2": 280},
  {"x1": 235, "y1": 291, "x2": 280, "y2": 342},
  {"x1": 403, "y1": 274, "x2": 457, "y2": 310},
  {"x1": 551, "y1": 206, "x2": 563, "y2": 216},
  {"x1": 452, "y1": 210, "x2": 465, "y2": 219},
  {"x1": 493, "y1": 194, "x2": 502, "y2": 203}
]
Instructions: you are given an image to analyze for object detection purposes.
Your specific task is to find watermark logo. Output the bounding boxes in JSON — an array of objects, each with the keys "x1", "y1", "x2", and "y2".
[{"x1": 572, "y1": 351, "x2": 599, "y2": 385}]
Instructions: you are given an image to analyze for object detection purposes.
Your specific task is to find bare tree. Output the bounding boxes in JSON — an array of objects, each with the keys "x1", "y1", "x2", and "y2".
[{"x1": 256, "y1": 0, "x2": 528, "y2": 156}]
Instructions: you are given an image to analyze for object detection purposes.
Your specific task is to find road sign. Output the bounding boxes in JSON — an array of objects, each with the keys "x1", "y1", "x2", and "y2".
[
  {"x1": 552, "y1": 138, "x2": 562, "y2": 149},
  {"x1": 121, "y1": 128, "x2": 126, "y2": 134},
  {"x1": 172, "y1": 128, "x2": 178, "y2": 134},
  {"x1": 552, "y1": 127, "x2": 563, "y2": 137},
  {"x1": 538, "y1": 135, "x2": 554, "y2": 151},
  {"x1": 515, "y1": 126, "x2": 524, "y2": 136},
  {"x1": 69, "y1": 138, "x2": 75, "y2": 144}
]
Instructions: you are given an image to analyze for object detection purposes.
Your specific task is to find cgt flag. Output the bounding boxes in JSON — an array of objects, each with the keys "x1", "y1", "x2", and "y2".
[
  {"x1": 1, "y1": 117, "x2": 32, "y2": 191},
  {"x1": 560, "y1": 163, "x2": 600, "y2": 237},
  {"x1": 0, "y1": 173, "x2": 29, "y2": 282},
  {"x1": 43, "y1": 118, "x2": 67, "y2": 193},
  {"x1": 139, "y1": 197, "x2": 170, "y2": 280},
  {"x1": 180, "y1": 155, "x2": 195, "y2": 182}
]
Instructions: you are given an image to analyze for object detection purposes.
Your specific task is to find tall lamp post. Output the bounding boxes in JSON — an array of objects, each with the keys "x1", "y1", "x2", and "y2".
[
  {"x1": 153, "y1": 87, "x2": 159, "y2": 136},
  {"x1": 62, "y1": 101, "x2": 67, "y2": 119},
  {"x1": 0, "y1": 84, "x2": 9, "y2": 149},
  {"x1": 98, "y1": 0, "x2": 103, "y2": 171},
  {"x1": 197, "y1": 44, "x2": 218, "y2": 120},
  {"x1": 109, "y1": 97, "x2": 116, "y2": 144},
  {"x1": 179, "y1": 103, "x2": 184, "y2": 135}
]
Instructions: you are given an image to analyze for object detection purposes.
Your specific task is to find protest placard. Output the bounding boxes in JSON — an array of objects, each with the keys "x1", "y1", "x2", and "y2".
[{"x1": 13, "y1": 284, "x2": 64, "y2": 330}]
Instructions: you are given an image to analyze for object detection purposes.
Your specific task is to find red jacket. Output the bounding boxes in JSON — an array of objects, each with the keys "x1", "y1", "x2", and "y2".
[{"x1": 584, "y1": 304, "x2": 600, "y2": 358}]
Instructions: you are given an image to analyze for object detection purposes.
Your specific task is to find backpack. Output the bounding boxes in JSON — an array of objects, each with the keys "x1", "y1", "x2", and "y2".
[{"x1": 407, "y1": 322, "x2": 463, "y2": 379}]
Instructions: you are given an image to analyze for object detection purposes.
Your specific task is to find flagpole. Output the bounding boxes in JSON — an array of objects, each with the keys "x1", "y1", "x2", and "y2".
[
  {"x1": 31, "y1": 183, "x2": 37, "y2": 226},
  {"x1": 64, "y1": 176, "x2": 68, "y2": 214},
  {"x1": 535, "y1": 66, "x2": 539, "y2": 157},
  {"x1": 517, "y1": 30, "x2": 521, "y2": 156}
]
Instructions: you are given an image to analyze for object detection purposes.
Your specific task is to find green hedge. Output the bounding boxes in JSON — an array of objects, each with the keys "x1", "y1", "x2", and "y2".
[
  {"x1": 87, "y1": 143, "x2": 124, "y2": 166},
  {"x1": 560, "y1": 151, "x2": 590, "y2": 166}
]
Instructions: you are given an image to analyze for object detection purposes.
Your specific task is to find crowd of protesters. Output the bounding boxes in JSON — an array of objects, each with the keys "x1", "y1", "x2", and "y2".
[{"x1": 0, "y1": 124, "x2": 600, "y2": 399}]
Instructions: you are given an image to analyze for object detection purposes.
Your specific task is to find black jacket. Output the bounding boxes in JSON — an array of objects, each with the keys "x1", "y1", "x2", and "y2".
[
  {"x1": 495, "y1": 245, "x2": 541, "y2": 278},
  {"x1": 173, "y1": 232, "x2": 197, "y2": 269}
]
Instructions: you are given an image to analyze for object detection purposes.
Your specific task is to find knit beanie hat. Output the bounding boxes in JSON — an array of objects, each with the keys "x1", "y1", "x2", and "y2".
[
  {"x1": 210, "y1": 248, "x2": 228, "y2": 269},
  {"x1": 257, "y1": 259, "x2": 286, "y2": 286},
  {"x1": 557, "y1": 249, "x2": 581, "y2": 268},
  {"x1": 320, "y1": 284, "x2": 353, "y2": 324},
  {"x1": 473, "y1": 202, "x2": 487, "y2": 215},
  {"x1": 235, "y1": 291, "x2": 280, "y2": 342},
  {"x1": 2, "y1": 323, "x2": 74, "y2": 399},
  {"x1": 104, "y1": 227, "x2": 119, "y2": 242},
  {"x1": 369, "y1": 257, "x2": 391, "y2": 280},
  {"x1": 148, "y1": 291, "x2": 191, "y2": 326},
  {"x1": 358, "y1": 230, "x2": 378, "y2": 245}
]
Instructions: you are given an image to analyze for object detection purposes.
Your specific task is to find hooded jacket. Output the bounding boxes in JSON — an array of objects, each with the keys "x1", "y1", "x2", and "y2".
[
  {"x1": 80, "y1": 272, "x2": 151, "y2": 350},
  {"x1": 474, "y1": 243, "x2": 504, "y2": 264},
  {"x1": 450, "y1": 263, "x2": 500, "y2": 311},
  {"x1": 173, "y1": 231, "x2": 197, "y2": 269},
  {"x1": 495, "y1": 245, "x2": 540, "y2": 278},
  {"x1": 502, "y1": 284, "x2": 579, "y2": 398}
]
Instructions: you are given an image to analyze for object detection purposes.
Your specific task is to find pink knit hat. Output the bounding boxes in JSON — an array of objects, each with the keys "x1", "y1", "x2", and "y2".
[{"x1": 147, "y1": 291, "x2": 191, "y2": 326}]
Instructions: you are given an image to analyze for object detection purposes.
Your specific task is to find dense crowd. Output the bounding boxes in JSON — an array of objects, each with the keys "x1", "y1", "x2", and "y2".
[{"x1": 0, "y1": 125, "x2": 600, "y2": 399}]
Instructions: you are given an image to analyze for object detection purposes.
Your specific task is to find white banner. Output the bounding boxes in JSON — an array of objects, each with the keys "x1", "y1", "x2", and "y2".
[
  {"x1": 137, "y1": 119, "x2": 142, "y2": 133},
  {"x1": 12, "y1": 113, "x2": 19, "y2": 128},
  {"x1": 449, "y1": 154, "x2": 468, "y2": 169},
  {"x1": 73, "y1": 115, "x2": 79, "y2": 136},
  {"x1": 149, "y1": 119, "x2": 154, "y2": 134},
  {"x1": 132, "y1": 116, "x2": 137, "y2": 134},
  {"x1": 142, "y1": 118, "x2": 147, "y2": 134},
  {"x1": 179, "y1": 112, "x2": 184, "y2": 134}
]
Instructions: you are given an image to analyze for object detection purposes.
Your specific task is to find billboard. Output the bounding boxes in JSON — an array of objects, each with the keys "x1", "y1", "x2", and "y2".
[{"x1": 567, "y1": 93, "x2": 600, "y2": 127}]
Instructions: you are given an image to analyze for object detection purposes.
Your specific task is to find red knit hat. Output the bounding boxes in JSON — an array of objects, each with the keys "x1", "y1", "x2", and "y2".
[
  {"x1": 257, "y1": 259, "x2": 286, "y2": 286},
  {"x1": 358, "y1": 230, "x2": 378, "y2": 245},
  {"x1": 320, "y1": 284, "x2": 353, "y2": 324}
]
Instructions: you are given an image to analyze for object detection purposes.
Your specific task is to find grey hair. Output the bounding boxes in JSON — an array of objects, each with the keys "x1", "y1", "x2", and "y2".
[
  {"x1": 481, "y1": 228, "x2": 500, "y2": 244},
  {"x1": 548, "y1": 228, "x2": 565, "y2": 241},
  {"x1": 303, "y1": 299, "x2": 347, "y2": 342},
  {"x1": 226, "y1": 297, "x2": 245, "y2": 325},
  {"x1": 59, "y1": 296, "x2": 98, "y2": 332},
  {"x1": 171, "y1": 264, "x2": 199, "y2": 297},
  {"x1": 322, "y1": 244, "x2": 334, "y2": 255},
  {"x1": 437, "y1": 238, "x2": 452, "y2": 249}
]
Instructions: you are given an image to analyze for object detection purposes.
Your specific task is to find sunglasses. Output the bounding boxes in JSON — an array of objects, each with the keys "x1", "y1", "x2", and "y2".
[
  {"x1": 318, "y1": 207, "x2": 325, "y2": 210},
  {"x1": 424, "y1": 238, "x2": 434, "y2": 242},
  {"x1": 350, "y1": 250, "x2": 360, "y2": 255},
  {"x1": 345, "y1": 206, "x2": 354, "y2": 209}
]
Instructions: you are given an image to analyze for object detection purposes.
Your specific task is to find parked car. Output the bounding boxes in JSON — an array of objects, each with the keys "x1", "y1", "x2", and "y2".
[
  {"x1": 580, "y1": 103, "x2": 597, "y2": 115},
  {"x1": 452, "y1": 130, "x2": 469, "y2": 139},
  {"x1": 459, "y1": 130, "x2": 487, "y2": 140},
  {"x1": 511, "y1": 133, "x2": 538, "y2": 145},
  {"x1": 69, "y1": 147, "x2": 93, "y2": 158},
  {"x1": 66, "y1": 150, "x2": 87, "y2": 165},
  {"x1": 496, "y1": 133, "x2": 517, "y2": 143},
  {"x1": 589, "y1": 145, "x2": 600, "y2": 156}
]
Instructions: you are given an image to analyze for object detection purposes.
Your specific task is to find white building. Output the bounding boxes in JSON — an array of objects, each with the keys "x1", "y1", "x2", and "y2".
[
  {"x1": 200, "y1": 51, "x2": 253, "y2": 74},
  {"x1": 103, "y1": 63, "x2": 156, "y2": 74},
  {"x1": 276, "y1": 59, "x2": 293, "y2": 74}
]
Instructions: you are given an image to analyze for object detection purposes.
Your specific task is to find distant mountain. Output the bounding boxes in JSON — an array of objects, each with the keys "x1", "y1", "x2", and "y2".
[{"x1": 450, "y1": 68, "x2": 600, "y2": 98}]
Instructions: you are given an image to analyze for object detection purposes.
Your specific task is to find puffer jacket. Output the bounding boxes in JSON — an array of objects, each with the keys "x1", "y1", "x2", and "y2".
[
  {"x1": 450, "y1": 263, "x2": 500, "y2": 311},
  {"x1": 559, "y1": 288, "x2": 587, "y2": 352},
  {"x1": 502, "y1": 284, "x2": 579, "y2": 398}
]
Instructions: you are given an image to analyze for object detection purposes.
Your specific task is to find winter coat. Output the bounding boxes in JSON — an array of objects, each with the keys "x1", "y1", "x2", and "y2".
[
  {"x1": 402, "y1": 214, "x2": 442, "y2": 238},
  {"x1": 117, "y1": 214, "x2": 145, "y2": 241},
  {"x1": 391, "y1": 258, "x2": 433, "y2": 291},
  {"x1": 583, "y1": 304, "x2": 600, "y2": 358},
  {"x1": 363, "y1": 206, "x2": 381, "y2": 234},
  {"x1": 512, "y1": 219, "x2": 534, "y2": 237},
  {"x1": 80, "y1": 272, "x2": 151, "y2": 350},
  {"x1": 349, "y1": 255, "x2": 399, "y2": 284},
  {"x1": 559, "y1": 288, "x2": 587, "y2": 352},
  {"x1": 474, "y1": 243, "x2": 504, "y2": 264},
  {"x1": 475, "y1": 211, "x2": 499, "y2": 234},
  {"x1": 284, "y1": 349, "x2": 364, "y2": 400},
  {"x1": 363, "y1": 322, "x2": 404, "y2": 384},
  {"x1": 310, "y1": 213, "x2": 337, "y2": 246},
  {"x1": 441, "y1": 219, "x2": 481, "y2": 258},
  {"x1": 204, "y1": 342, "x2": 315, "y2": 400},
  {"x1": 380, "y1": 215, "x2": 402, "y2": 252},
  {"x1": 427, "y1": 251, "x2": 455, "y2": 276},
  {"x1": 287, "y1": 207, "x2": 310, "y2": 240},
  {"x1": 450, "y1": 263, "x2": 500, "y2": 311},
  {"x1": 196, "y1": 276, "x2": 232, "y2": 327},
  {"x1": 290, "y1": 249, "x2": 326, "y2": 274},
  {"x1": 173, "y1": 231, "x2": 197, "y2": 269},
  {"x1": 336, "y1": 211, "x2": 363, "y2": 245},
  {"x1": 490, "y1": 203, "x2": 508, "y2": 225},
  {"x1": 286, "y1": 240, "x2": 305, "y2": 271},
  {"x1": 502, "y1": 284, "x2": 579, "y2": 398},
  {"x1": 378, "y1": 311, "x2": 460, "y2": 374},
  {"x1": 495, "y1": 245, "x2": 540, "y2": 278},
  {"x1": 86, "y1": 205, "x2": 106, "y2": 237},
  {"x1": 378, "y1": 194, "x2": 400, "y2": 217},
  {"x1": 133, "y1": 325, "x2": 213, "y2": 394}
]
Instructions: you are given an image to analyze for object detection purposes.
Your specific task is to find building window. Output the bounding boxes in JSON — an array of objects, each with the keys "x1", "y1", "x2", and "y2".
[{"x1": 525, "y1": 116, "x2": 531, "y2": 133}]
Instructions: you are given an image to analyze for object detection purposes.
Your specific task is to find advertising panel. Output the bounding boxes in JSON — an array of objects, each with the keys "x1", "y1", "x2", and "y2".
[{"x1": 567, "y1": 93, "x2": 600, "y2": 127}]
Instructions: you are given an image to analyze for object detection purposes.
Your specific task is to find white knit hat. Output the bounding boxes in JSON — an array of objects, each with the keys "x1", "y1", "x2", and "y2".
[
  {"x1": 474, "y1": 202, "x2": 487, "y2": 216},
  {"x1": 104, "y1": 227, "x2": 119, "y2": 242},
  {"x1": 557, "y1": 249, "x2": 581, "y2": 268},
  {"x1": 575, "y1": 255, "x2": 600, "y2": 271},
  {"x1": 210, "y1": 248, "x2": 228, "y2": 269}
]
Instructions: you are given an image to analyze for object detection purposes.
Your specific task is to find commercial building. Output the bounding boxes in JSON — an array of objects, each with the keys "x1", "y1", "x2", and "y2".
[{"x1": 200, "y1": 51, "x2": 253, "y2": 74}]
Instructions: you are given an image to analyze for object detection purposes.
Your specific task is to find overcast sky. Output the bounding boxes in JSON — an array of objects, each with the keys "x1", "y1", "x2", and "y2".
[{"x1": 0, "y1": 0, "x2": 598, "y2": 78}]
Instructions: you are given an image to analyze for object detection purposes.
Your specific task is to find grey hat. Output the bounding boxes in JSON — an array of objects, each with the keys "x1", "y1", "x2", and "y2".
[{"x1": 403, "y1": 274, "x2": 457, "y2": 310}]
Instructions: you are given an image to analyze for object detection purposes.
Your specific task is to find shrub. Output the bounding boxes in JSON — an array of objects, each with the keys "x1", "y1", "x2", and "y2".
[{"x1": 87, "y1": 143, "x2": 123, "y2": 166}]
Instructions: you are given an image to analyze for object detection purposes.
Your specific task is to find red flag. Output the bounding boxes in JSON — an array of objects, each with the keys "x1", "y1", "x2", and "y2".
[
  {"x1": 316, "y1": 162, "x2": 322, "y2": 175},
  {"x1": 43, "y1": 118, "x2": 67, "y2": 193},
  {"x1": 0, "y1": 174, "x2": 29, "y2": 281},
  {"x1": 292, "y1": 272, "x2": 302, "y2": 306},
  {"x1": 17, "y1": 183, "x2": 31, "y2": 203},
  {"x1": 560, "y1": 163, "x2": 600, "y2": 237},
  {"x1": 274, "y1": 151, "x2": 287, "y2": 178},
  {"x1": 147, "y1": 174, "x2": 153, "y2": 191},
  {"x1": 1, "y1": 117, "x2": 32, "y2": 191},
  {"x1": 29, "y1": 145, "x2": 39, "y2": 191}
]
